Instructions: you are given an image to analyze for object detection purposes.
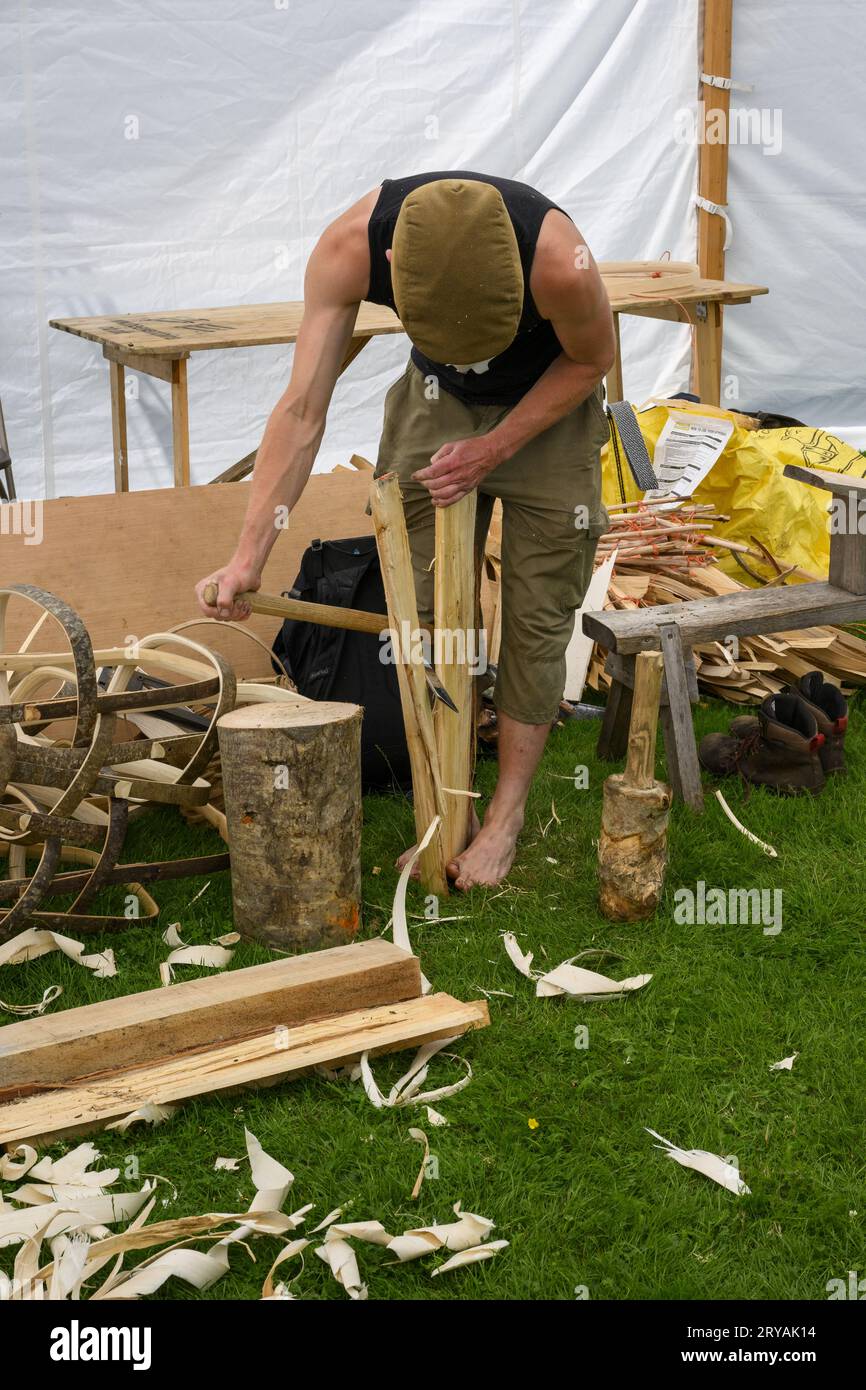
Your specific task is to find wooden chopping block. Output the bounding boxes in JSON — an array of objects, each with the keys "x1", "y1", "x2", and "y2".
[
  {"x1": 217, "y1": 700, "x2": 362, "y2": 950},
  {"x1": 598, "y1": 651, "x2": 671, "y2": 921}
]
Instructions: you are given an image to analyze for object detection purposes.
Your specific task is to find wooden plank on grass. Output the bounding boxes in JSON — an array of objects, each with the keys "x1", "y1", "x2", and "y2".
[
  {"x1": 0, "y1": 993, "x2": 489, "y2": 1145},
  {"x1": 0, "y1": 939, "x2": 420, "y2": 1091}
]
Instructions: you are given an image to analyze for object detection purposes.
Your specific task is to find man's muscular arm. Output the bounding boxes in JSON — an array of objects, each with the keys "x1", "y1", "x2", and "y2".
[
  {"x1": 414, "y1": 211, "x2": 615, "y2": 508},
  {"x1": 195, "y1": 194, "x2": 376, "y2": 619}
]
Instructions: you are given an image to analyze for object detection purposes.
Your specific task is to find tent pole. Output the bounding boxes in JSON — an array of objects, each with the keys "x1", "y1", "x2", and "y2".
[{"x1": 696, "y1": 0, "x2": 733, "y2": 391}]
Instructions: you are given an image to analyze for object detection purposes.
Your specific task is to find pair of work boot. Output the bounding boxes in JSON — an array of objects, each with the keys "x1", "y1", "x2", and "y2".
[{"x1": 699, "y1": 671, "x2": 848, "y2": 796}]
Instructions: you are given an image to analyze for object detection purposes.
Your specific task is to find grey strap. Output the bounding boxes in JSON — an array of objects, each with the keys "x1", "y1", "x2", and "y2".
[{"x1": 606, "y1": 399, "x2": 659, "y2": 492}]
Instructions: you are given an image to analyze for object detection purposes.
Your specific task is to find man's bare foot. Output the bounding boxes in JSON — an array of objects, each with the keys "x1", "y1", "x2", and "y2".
[
  {"x1": 396, "y1": 807, "x2": 481, "y2": 878},
  {"x1": 446, "y1": 810, "x2": 522, "y2": 890},
  {"x1": 395, "y1": 843, "x2": 420, "y2": 874}
]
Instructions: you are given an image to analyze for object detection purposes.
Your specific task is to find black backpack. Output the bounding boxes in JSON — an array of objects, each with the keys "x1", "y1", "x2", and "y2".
[{"x1": 270, "y1": 536, "x2": 411, "y2": 790}]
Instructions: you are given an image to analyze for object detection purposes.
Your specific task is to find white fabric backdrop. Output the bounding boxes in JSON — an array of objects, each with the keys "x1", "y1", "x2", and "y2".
[
  {"x1": 2, "y1": 0, "x2": 860, "y2": 500},
  {"x1": 726, "y1": 0, "x2": 866, "y2": 442}
]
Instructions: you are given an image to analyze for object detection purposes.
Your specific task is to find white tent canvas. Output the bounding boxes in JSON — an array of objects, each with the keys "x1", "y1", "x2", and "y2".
[{"x1": 1, "y1": 0, "x2": 863, "y2": 500}]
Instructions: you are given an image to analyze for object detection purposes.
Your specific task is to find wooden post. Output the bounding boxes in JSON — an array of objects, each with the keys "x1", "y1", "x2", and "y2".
[
  {"x1": 109, "y1": 360, "x2": 129, "y2": 492},
  {"x1": 606, "y1": 313, "x2": 624, "y2": 402},
  {"x1": 659, "y1": 621, "x2": 704, "y2": 810},
  {"x1": 434, "y1": 490, "x2": 477, "y2": 866},
  {"x1": 171, "y1": 357, "x2": 191, "y2": 486},
  {"x1": 783, "y1": 464, "x2": 866, "y2": 594},
  {"x1": 697, "y1": 0, "x2": 734, "y2": 383},
  {"x1": 597, "y1": 676, "x2": 634, "y2": 761},
  {"x1": 598, "y1": 651, "x2": 671, "y2": 920},
  {"x1": 370, "y1": 472, "x2": 448, "y2": 896},
  {"x1": 217, "y1": 701, "x2": 363, "y2": 951},
  {"x1": 623, "y1": 652, "x2": 664, "y2": 789},
  {"x1": 694, "y1": 300, "x2": 723, "y2": 407}
]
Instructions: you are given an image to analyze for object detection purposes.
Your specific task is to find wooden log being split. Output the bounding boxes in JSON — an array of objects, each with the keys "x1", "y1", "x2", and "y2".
[
  {"x1": 217, "y1": 700, "x2": 363, "y2": 951},
  {"x1": 370, "y1": 472, "x2": 448, "y2": 895},
  {"x1": 434, "y1": 490, "x2": 477, "y2": 867},
  {"x1": 598, "y1": 651, "x2": 671, "y2": 921}
]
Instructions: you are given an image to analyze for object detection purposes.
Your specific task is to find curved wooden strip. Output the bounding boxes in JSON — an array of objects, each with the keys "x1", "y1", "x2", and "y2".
[
  {"x1": 0, "y1": 676, "x2": 221, "y2": 726},
  {"x1": 110, "y1": 774, "x2": 211, "y2": 807},
  {"x1": 0, "y1": 851, "x2": 229, "y2": 905},
  {"x1": 168, "y1": 616, "x2": 293, "y2": 685},
  {"x1": 0, "y1": 586, "x2": 99, "y2": 748},
  {"x1": 0, "y1": 590, "x2": 116, "y2": 835},
  {"x1": 0, "y1": 839, "x2": 159, "y2": 932},
  {"x1": 5, "y1": 782, "x2": 109, "y2": 827},
  {"x1": 131, "y1": 632, "x2": 235, "y2": 785},
  {"x1": 0, "y1": 836, "x2": 62, "y2": 942},
  {"x1": 10, "y1": 737, "x2": 179, "y2": 788},
  {"x1": 0, "y1": 805, "x2": 107, "y2": 848},
  {"x1": 38, "y1": 711, "x2": 118, "y2": 825},
  {"x1": 69, "y1": 797, "x2": 130, "y2": 914}
]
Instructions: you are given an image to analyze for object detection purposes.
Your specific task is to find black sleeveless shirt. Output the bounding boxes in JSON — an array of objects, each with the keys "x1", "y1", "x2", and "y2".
[{"x1": 366, "y1": 171, "x2": 568, "y2": 406}]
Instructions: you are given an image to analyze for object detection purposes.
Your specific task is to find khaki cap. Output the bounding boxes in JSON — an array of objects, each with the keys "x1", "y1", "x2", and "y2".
[{"x1": 391, "y1": 178, "x2": 524, "y2": 364}]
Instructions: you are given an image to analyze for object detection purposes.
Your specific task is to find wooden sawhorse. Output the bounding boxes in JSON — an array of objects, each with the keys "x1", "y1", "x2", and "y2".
[{"x1": 584, "y1": 463, "x2": 866, "y2": 810}]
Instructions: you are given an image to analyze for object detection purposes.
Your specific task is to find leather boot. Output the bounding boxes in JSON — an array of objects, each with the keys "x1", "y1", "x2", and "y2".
[
  {"x1": 726, "y1": 672, "x2": 847, "y2": 776},
  {"x1": 797, "y1": 671, "x2": 848, "y2": 774},
  {"x1": 699, "y1": 691, "x2": 826, "y2": 795}
]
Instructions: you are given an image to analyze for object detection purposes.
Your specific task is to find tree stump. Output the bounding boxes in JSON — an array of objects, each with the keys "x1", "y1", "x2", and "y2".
[
  {"x1": 598, "y1": 650, "x2": 671, "y2": 921},
  {"x1": 217, "y1": 701, "x2": 363, "y2": 951},
  {"x1": 598, "y1": 777, "x2": 671, "y2": 920}
]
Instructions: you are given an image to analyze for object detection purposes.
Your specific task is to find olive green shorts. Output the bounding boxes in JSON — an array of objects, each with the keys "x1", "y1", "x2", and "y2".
[{"x1": 374, "y1": 360, "x2": 609, "y2": 725}]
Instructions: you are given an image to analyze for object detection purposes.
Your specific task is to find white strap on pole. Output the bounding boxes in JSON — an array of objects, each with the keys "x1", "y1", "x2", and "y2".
[
  {"x1": 695, "y1": 195, "x2": 733, "y2": 251},
  {"x1": 701, "y1": 72, "x2": 754, "y2": 92}
]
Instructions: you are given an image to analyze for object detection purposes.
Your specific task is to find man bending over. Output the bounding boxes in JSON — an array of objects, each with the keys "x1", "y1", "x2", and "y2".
[{"x1": 196, "y1": 171, "x2": 615, "y2": 888}]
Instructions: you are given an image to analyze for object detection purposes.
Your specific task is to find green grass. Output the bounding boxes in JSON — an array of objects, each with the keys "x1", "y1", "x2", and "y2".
[{"x1": 2, "y1": 696, "x2": 865, "y2": 1301}]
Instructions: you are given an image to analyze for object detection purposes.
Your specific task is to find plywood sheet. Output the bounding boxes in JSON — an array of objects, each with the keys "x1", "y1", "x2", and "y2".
[{"x1": 1, "y1": 473, "x2": 374, "y2": 677}]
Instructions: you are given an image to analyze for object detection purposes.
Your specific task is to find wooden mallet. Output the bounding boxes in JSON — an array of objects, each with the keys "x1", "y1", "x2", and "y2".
[
  {"x1": 598, "y1": 650, "x2": 672, "y2": 921},
  {"x1": 203, "y1": 581, "x2": 386, "y2": 636},
  {"x1": 201, "y1": 582, "x2": 458, "y2": 711}
]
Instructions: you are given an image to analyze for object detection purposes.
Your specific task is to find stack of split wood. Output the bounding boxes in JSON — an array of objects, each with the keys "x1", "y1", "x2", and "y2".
[{"x1": 576, "y1": 498, "x2": 866, "y2": 703}]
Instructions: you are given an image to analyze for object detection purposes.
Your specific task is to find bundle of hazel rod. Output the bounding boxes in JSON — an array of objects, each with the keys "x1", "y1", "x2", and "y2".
[{"x1": 597, "y1": 495, "x2": 776, "y2": 574}]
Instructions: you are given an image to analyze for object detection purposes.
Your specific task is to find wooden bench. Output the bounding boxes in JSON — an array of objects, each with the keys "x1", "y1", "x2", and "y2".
[{"x1": 583, "y1": 463, "x2": 866, "y2": 809}]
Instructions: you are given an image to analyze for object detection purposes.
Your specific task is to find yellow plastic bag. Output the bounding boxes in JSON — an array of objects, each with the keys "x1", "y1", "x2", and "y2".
[{"x1": 601, "y1": 399, "x2": 866, "y2": 580}]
